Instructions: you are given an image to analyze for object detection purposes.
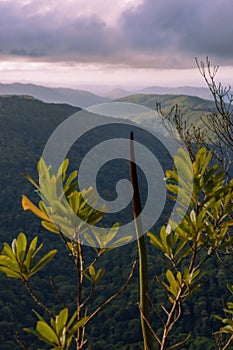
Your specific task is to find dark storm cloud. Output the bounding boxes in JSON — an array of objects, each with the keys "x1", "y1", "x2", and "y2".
[
  {"x1": 0, "y1": 0, "x2": 233, "y2": 68},
  {"x1": 121, "y1": 0, "x2": 233, "y2": 66}
]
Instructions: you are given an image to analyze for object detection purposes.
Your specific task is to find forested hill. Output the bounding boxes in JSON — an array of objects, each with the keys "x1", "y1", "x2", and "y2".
[
  {"x1": 116, "y1": 92, "x2": 215, "y2": 110},
  {"x1": 115, "y1": 93, "x2": 215, "y2": 128},
  {"x1": 0, "y1": 95, "x2": 230, "y2": 349},
  {"x1": 0, "y1": 95, "x2": 80, "y2": 233}
]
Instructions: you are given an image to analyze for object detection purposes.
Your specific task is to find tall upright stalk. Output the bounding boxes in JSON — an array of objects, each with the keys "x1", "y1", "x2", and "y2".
[{"x1": 130, "y1": 132, "x2": 153, "y2": 350}]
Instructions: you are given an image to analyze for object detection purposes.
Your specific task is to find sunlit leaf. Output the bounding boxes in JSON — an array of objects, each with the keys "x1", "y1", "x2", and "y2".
[
  {"x1": 89, "y1": 265, "x2": 96, "y2": 281},
  {"x1": 41, "y1": 221, "x2": 60, "y2": 234},
  {"x1": 56, "y1": 308, "x2": 68, "y2": 337},
  {"x1": 29, "y1": 249, "x2": 57, "y2": 276},
  {"x1": 36, "y1": 321, "x2": 59, "y2": 344},
  {"x1": 0, "y1": 266, "x2": 21, "y2": 278},
  {"x1": 22, "y1": 195, "x2": 51, "y2": 222},
  {"x1": 0, "y1": 255, "x2": 19, "y2": 272},
  {"x1": 147, "y1": 231, "x2": 165, "y2": 252},
  {"x1": 16, "y1": 232, "x2": 27, "y2": 263}
]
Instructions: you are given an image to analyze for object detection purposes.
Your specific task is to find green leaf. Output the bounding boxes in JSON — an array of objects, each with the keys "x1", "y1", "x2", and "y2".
[
  {"x1": 16, "y1": 232, "x2": 27, "y2": 263},
  {"x1": 23, "y1": 327, "x2": 41, "y2": 337},
  {"x1": 147, "y1": 232, "x2": 165, "y2": 252},
  {"x1": 166, "y1": 269, "x2": 179, "y2": 297},
  {"x1": 95, "y1": 269, "x2": 105, "y2": 283},
  {"x1": 36, "y1": 320, "x2": 59, "y2": 345},
  {"x1": 83, "y1": 233, "x2": 98, "y2": 252},
  {"x1": 176, "y1": 246, "x2": 192, "y2": 264},
  {"x1": 56, "y1": 308, "x2": 68, "y2": 337},
  {"x1": 0, "y1": 255, "x2": 19, "y2": 272},
  {"x1": 108, "y1": 235, "x2": 133, "y2": 248},
  {"x1": 69, "y1": 191, "x2": 82, "y2": 214},
  {"x1": 67, "y1": 310, "x2": 78, "y2": 329},
  {"x1": 220, "y1": 325, "x2": 233, "y2": 333},
  {"x1": 68, "y1": 317, "x2": 88, "y2": 338},
  {"x1": 0, "y1": 266, "x2": 21, "y2": 278},
  {"x1": 89, "y1": 265, "x2": 96, "y2": 281},
  {"x1": 204, "y1": 164, "x2": 219, "y2": 183},
  {"x1": 50, "y1": 199, "x2": 74, "y2": 220},
  {"x1": 193, "y1": 147, "x2": 207, "y2": 174},
  {"x1": 23, "y1": 173, "x2": 41, "y2": 191},
  {"x1": 174, "y1": 152, "x2": 193, "y2": 182},
  {"x1": 64, "y1": 181, "x2": 79, "y2": 198},
  {"x1": 226, "y1": 302, "x2": 233, "y2": 309},
  {"x1": 41, "y1": 221, "x2": 60, "y2": 234},
  {"x1": 2, "y1": 243, "x2": 17, "y2": 260},
  {"x1": 189, "y1": 283, "x2": 201, "y2": 297},
  {"x1": 200, "y1": 150, "x2": 212, "y2": 177},
  {"x1": 32, "y1": 309, "x2": 46, "y2": 322},
  {"x1": 24, "y1": 236, "x2": 38, "y2": 271},
  {"x1": 38, "y1": 158, "x2": 52, "y2": 194},
  {"x1": 173, "y1": 239, "x2": 188, "y2": 259},
  {"x1": 31, "y1": 243, "x2": 43, "y2": 260},
  {"x1": 63, "y1": 170, "x2": 78, "y2": 195},
  {"x1": 59, "y1": 158, "x2": 69, "y2": 182},
  {"x1": 222, "y1": 318, "x2": 233, "y2": 326},
  {"x1": 66, "y1": 316, "x2": 88, "y2": 349},
  {"x1": 166, "y1": 184, "x2": 179, "y2": 196},
  {"x1": 227, "y1": 284, "x2": 233, "y2": 295},
  {"x1": 29, "y1": 249, "x2": 57, "y2": 276},
  {"x1": 160, "y1": 226, "x2": 169, "y2": 251}
]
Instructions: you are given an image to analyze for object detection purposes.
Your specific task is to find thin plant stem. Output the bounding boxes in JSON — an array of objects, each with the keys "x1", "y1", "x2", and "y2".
[{"x1": 130, "y1": 131, "x2": 153, "y2": 350}]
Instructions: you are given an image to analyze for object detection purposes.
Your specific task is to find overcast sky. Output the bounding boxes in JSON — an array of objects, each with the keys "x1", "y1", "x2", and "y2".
[{"x1": 0, "y1": 0, "x2": 232, "y2": 89}]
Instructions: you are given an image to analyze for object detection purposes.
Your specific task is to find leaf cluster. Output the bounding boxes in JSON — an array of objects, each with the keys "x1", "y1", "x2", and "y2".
[{"x1": 0, "y1": 232, "x2": 56, "y2": 281}]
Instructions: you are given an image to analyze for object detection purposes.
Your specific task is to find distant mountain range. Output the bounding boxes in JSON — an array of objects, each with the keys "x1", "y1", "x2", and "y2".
[
  {"x1": 102, "y1": 85, "x2": 213, "y2": 100},
  {"x1": 0, "y1": 82, "x2": 215, "y2": 108},
  {"x1": 0, "y1": 83, "x2": 109, "y2": 108},
  {"x1": 139, "y1": 86, "x2": 213, "y2": 100}
]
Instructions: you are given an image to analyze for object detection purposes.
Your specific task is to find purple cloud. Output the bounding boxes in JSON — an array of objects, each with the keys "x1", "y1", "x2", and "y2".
[{"x1": 0, "y1": 0, "x2": 232, "y2": 68}]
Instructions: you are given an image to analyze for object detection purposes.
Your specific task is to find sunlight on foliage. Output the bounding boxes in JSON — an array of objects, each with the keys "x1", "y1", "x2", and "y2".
[
  {"x1": 22, "y1": 158, "x2": 105, "y2": 242},
  {"x1": 147, "y1": 147, "x2": 233, "y2": 349},
  {"x1": 24, "y1": 308, "x2": 88, "y2": 350},
  {"x1": 0, "y1": 232, "x2": 56, "y2": 281}
]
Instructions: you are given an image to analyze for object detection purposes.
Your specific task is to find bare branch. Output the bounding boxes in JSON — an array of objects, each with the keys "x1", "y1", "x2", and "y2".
[
  {"x1": 23, "y1": 278, "x2": 55, "y2": 317},
  {"x1": 222, "y1": 334, "x2": 233, "y2": 350},
  {"x1": 14, "y1": 332, "x2": 31, "y2": 350},
  {"x1": 138, "y1": 302, "x2": 162, "y2": 345},
  {"x1": 86, "y1": 260, "x2": 137, "y2": 324},
  {"x1": 166, "y1": 333, "x2": 191, "y2": 350},
  {"x1": 50, "y1": 276, "x2": 69, "y2": 310}
]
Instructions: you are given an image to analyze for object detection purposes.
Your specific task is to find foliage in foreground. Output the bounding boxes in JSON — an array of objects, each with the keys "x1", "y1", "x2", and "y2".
[
  {"x1": 0, "y1": 145, "x2": 232, "y2": 350},
  {"x1": 147, "y1": 147, "x2": 233, "y2": 349},
  {"x1": 0, "y1": 158, "x2": 134, "y2": 350}
]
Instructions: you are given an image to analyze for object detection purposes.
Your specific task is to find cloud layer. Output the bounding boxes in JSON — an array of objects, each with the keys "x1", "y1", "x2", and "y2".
[{"x1": 0, "y1": 0, "x2": 232, "y2": 68}]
